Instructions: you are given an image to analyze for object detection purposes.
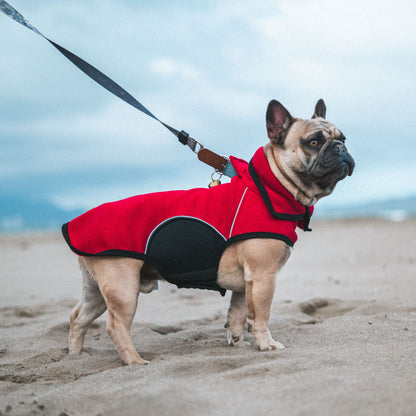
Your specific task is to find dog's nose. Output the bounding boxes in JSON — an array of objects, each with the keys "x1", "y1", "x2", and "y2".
[{"x1": 333, "y1": 143, "x2": 346, "y2": 155}]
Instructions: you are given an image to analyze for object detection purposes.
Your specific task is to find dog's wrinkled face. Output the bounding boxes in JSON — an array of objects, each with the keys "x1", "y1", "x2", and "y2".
[{"x1": 266, "y1": 99, "x2": 355, "y2": 202}]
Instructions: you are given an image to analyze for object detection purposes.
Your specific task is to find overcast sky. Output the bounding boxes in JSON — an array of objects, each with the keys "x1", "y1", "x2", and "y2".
[{"x1": 1, "y1": 0, "x2": 415, "y2": 213}]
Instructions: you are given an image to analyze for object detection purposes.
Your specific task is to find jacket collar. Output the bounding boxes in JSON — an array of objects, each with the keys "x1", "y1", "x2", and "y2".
[{"x1": 231, "y1": 147, "x2": 313, "y2": 231}]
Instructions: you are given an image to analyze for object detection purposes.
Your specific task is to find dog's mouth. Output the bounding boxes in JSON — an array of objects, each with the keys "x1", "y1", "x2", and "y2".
[
  {"x1": 336, "y1": 157, "x2": 355, "y2": 178},
  {"x1": 312, "y1": 147, "x2": 355, "y2": 185},
  {"x1": 313, "y1": 158, "x2": 354, "y2": 188},
  {"x1": 333, "y1": 161, "x2": 352, "y2": 181},
  {"x1": 344, "y1": 153, "x2": 355, "y2": 176}
]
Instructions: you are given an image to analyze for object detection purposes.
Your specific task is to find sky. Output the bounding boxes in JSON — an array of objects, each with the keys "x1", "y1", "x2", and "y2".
[{"x1": 1, "y1": 0, "x2": 416, "y2": 219}]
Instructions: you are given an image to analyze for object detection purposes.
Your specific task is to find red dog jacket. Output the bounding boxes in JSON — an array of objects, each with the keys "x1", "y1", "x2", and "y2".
[{"x1": 62, "y1": 147, "x2": 313, "y2": 295}]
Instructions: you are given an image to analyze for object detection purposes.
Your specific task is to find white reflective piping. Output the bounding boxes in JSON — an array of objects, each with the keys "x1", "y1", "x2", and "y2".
[
  {"x1": 228, "y1": 187, "x2": 248, "y2": 238},
  {"x1": 144, "y1": 215, "x2": 227, "y2": 254}
]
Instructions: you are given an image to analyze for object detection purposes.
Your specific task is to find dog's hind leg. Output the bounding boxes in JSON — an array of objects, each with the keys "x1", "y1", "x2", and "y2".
[
  {"x1": 69, "y1": 258, "x2": 107, "y2": 355},
  {"x1": 225, "y1": 291, "x2": 247, "y2": 346},
  {"x1": 88, "y1": 257, "x2": 148, "y2": 365}
]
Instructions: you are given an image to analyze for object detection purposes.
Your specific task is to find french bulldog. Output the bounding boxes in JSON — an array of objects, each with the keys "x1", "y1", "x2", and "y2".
[{"x1": 65, "y1": 99, "x2": 354, "y2": 364}]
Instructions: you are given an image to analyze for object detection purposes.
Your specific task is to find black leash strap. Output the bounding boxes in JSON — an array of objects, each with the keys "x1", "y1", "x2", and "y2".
[{"x1": 1, "y1": 1, "x2": 236, "y2": 172}]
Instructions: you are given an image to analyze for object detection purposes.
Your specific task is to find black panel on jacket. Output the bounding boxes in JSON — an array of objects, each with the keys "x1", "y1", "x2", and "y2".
[{"x1": 146, "y1": 218, "x2": 227, "y2": 295}]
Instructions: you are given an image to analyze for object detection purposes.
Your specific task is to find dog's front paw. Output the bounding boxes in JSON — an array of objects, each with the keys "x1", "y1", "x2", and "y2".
[
  {"x1": 257, "y1": 339, "x2": 285, "y2": 351},
  {"x1": 254, "y1": 330, "x2": 285, "y2": 351}
]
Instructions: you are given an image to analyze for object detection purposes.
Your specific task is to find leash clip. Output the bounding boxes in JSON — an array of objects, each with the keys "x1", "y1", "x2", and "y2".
[
  {"x1": 178, "y1": 130, "x2": 204, "y2": 154},
  {"x1": 190, "y1": 138, "x2": 204, "y2": 154}
]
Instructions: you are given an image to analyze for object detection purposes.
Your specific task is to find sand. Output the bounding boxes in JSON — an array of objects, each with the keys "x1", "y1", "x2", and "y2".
[{"x1": 0, "y1": 218, "x2": 415, "y2": 416}]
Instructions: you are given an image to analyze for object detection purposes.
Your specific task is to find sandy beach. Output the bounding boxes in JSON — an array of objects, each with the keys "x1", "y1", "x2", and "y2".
[{"x1": 0, "y1": 218, "x2": 415, "y2": 416}]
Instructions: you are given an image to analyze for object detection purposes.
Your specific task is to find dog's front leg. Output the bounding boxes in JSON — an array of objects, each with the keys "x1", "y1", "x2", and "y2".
[
  {"x1": 241, "y1": 239, "x2": 290, "y2": 351},
  {"x1": 245, "y1": 273, "x2": 284, "y2": 351}
]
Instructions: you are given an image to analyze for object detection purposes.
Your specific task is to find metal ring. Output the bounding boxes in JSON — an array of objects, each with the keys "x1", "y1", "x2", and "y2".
[
  {"x1": 211, "y1": 170, "x2": 223, "y2": 181},
  {"x1": 188, "y1": 138, "x2": 204, "y2": 154}
]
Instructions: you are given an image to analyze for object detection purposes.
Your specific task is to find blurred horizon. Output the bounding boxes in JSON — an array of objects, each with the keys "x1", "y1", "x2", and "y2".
[{"x1": 1, "y1": 0, "x2": 415, "y2": 232}]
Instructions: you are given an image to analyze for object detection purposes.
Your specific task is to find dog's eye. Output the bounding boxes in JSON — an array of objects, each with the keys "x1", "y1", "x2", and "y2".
[{"x1": 309, "y1": 139, "x2": 319, "y2": 147}]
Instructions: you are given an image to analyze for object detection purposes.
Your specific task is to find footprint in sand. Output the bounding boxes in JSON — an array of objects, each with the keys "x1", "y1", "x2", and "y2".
[
  {"x1": 0, "y1": 346, "x2": 121, "y2": 385},
  {"x1": 149, "y1": 324, "x2": 184, "y2": 335},
  {"x1": 0, "y1": 305, "x2": 47, "y2": 328},
  {"x1": 23, "y1": 349, "x2": 68, "y2": 366},
  {"x1": 0, "y1": 301, "x2": 74, "y2": 328},
  {"x1": 298, "y1": 298, "x2": 367, "y2": 320},
  {"x1": 148, "y1": 312, "x2": 224, "y2": 336}
]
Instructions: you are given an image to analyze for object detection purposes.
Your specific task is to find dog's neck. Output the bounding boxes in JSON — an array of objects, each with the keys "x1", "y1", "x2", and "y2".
[{"x1": 264, "y1": 144, "x2": 317, "y2": 206}]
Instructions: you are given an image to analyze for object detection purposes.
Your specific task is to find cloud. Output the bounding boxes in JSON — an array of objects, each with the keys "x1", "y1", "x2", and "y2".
[
  {"x1": 247, "y1": 0, "x2": 416, "y2": 103},
  {"x1": 149, "y1": 58, "x2": 201, "y2": 82},
  {"x1": 251, "y1": 0, "x2": 416, "y2": 53}
]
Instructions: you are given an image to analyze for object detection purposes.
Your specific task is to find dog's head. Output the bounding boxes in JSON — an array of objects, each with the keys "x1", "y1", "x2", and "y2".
[{"x1": 265, "y1": 99, "x2": 355, "y2": 205}]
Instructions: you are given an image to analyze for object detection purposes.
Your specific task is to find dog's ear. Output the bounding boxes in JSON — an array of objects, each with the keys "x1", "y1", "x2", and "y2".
[
  {"x1": 266, "y1": 100, "x2": 294, "y2": 145},
  {"x1": 312, "y1": 99, "x2": 326, "y2": 119}
]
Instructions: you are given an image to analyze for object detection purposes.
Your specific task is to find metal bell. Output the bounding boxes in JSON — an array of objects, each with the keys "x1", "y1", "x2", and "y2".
[{"x1": 208, "y1": 179, "x2": 221, "y2": 188}]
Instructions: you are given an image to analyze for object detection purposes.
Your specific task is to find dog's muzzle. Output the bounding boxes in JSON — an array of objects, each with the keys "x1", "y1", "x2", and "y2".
[{"x1": 334, "y1": 143, "x2": 355, "y2": 176}]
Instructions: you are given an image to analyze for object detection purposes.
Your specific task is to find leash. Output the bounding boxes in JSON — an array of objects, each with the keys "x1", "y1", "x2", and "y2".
[{"x1": 0, "y1": 1, "x2": 237, "y2": 180}]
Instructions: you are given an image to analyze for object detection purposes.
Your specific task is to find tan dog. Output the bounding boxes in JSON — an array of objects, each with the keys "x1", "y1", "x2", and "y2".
[{"x1": 67, "y1": 99, "x2": 354, "y2": 365}]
